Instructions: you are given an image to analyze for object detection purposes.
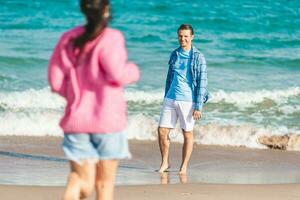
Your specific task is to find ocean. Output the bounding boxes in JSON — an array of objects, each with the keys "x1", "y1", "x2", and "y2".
[{"x1": 0, "y1": 0, "x2": 300, "y2": 148}]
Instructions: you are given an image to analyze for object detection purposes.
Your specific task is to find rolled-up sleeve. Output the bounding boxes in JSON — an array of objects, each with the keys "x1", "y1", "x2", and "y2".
[{"x1": 194, "y1": 54, "x2": 208, "y2": 111}]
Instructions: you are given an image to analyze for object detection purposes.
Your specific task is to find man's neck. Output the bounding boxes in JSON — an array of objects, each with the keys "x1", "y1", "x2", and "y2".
[{"x1": 181, "y1": 45, "x2": 192, "y2": 51}]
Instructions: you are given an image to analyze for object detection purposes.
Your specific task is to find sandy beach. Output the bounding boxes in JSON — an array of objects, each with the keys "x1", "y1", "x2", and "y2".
[
  {"x1": 1, "y1": 136, "x2": 300, "y2": 199},
  {"x1": 0, "y1": 183, "x2": 299, "y2": 200}
]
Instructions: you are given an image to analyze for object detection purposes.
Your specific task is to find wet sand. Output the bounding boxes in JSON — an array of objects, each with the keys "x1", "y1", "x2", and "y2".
[{"x1": 1, "y1": 184, "x2": 300, "y2": 200}]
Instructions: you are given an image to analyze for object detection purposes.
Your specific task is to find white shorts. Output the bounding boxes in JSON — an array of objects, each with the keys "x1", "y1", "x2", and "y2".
[{"x1": 158, "y1": 98, "x2": 195, "y2": 132}]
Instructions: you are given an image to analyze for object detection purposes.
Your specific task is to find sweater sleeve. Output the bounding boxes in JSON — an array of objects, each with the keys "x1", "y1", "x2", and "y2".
[
  {"x1": 48, "y1": 35, "x2": 68, "y2": 97},
  {"x1": 99, "y1": 31, "x2": 140, "y2": 85}
]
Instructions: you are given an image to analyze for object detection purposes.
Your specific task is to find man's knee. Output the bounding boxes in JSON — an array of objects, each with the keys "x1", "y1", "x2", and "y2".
[
  {"x1": 158, "y1": 127, "x2": 169, "y2": 139},
  {"x1": 183, "y1": 131, "x2": 193, "y2": 140}
]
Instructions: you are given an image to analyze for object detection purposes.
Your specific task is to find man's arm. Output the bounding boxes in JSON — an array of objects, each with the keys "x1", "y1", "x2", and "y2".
[
  {"x1": 164, "y1": 52, "x2": 175, "y2": 97},
  {"x1": 194, "y1": 53, "x2": 208, "y2": 111}
]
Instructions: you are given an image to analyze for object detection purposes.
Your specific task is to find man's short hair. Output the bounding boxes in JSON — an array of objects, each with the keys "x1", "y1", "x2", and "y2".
[{"x1": 177, "y1": 24, "x2": 194, "y2": 35}]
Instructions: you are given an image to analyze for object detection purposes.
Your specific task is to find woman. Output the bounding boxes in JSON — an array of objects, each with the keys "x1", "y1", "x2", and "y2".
[{"x1": 48, "y1": 0, "x2": 140, "y2": 199}]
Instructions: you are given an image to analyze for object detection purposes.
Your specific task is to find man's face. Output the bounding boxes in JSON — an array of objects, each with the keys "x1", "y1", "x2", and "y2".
[{"x1": 178, "y1": 29, "x2": 194, "y2": 49}]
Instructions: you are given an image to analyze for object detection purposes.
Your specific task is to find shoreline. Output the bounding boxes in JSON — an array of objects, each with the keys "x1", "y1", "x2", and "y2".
[{"x1": 1, "y1": 136, "x2": 300, "y2": 186}]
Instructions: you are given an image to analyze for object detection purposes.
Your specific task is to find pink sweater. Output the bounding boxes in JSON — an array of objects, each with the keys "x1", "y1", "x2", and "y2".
[{"x1": 48, "y1": 26, "x2": 140, "y2": 134}]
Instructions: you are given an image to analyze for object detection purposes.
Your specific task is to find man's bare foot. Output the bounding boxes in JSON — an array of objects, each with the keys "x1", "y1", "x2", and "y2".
[
  {"x1": 158, "y1": 164, "x2": 170, "y2": 173},
  {"x1": 179, "y1": 166, "x2": 187, "y2": 175}
]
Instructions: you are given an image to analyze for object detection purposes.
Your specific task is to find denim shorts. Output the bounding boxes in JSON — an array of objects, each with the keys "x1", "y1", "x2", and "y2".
[{"x1": 62, "y1": 131, "x2": 131, "y2": 164}]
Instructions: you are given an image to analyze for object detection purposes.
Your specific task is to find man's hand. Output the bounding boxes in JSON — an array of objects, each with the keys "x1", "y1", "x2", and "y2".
[{"x1": 193, "y1": 110, "x2": 201, "y2": 120}]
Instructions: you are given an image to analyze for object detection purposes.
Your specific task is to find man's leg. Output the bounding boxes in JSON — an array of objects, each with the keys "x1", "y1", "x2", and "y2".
[
  {"x1": 63, "y1": 161, "x2": 96, "y2": 200},
  {"x1": 179, "y1": 130, "x2": 194, "y2": 174},
  {"x1": 158, "y1": 127, "x2": 171, "y2": 172}
]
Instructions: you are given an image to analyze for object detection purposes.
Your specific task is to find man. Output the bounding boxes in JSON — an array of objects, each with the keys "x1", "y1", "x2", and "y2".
[{"x1": 158, "y1": 24, "x2": 208, "y2": 175}]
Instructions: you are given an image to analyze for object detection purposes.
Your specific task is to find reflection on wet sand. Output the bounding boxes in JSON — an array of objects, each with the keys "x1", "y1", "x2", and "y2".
[
  {"x1": 159, "y1": 172, "x2": 188, "y2": 184},
  {"x1": 160, "y1": 172, "x2": 169, "y2": 184},
  {"x1": 179, "y1": 174, "x2": 188, "y2": 184}
]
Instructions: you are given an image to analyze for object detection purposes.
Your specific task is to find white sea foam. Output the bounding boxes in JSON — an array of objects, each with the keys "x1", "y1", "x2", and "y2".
[
  {"x1": 125, "y1": 87, "x2": 300, "y2": 110},
  {"x1": 1, "y1": 87, "x2": 299, "y2": 110},
  {"x1": 0, "y1": 88, "x2": 65, "y2": 110},
  {"x1": 0, "y1": 87, "x2": 299, "y2": 150},
  {"x1": 210, "y1": 87, "x2": 300, "y2": 108},
  {"x1": 127, "y1": 116, "x2": 300, "y2": 149},
  {"x1": 279, "y1": 105, "x2": 300, "y2": 115},
  {"x1": 125, "y1": 89, "x2": 164, "y2": 103},
  {"x1": 127, "y1": 114, "x2": 157, "y2": 140},
  {"x1": 0, "y1": 110, "x2": 299, "y2": 150},
  {"x1": 0, "y1": 111, "x2": 63, "y2": 137}
]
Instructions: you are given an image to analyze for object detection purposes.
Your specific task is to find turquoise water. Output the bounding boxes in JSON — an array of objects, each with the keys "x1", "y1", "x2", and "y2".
[{"x1": 0, "y1": 0, "x2": 300, "y2": 147}]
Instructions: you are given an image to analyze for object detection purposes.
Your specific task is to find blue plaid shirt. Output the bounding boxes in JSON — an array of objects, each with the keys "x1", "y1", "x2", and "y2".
[{"x1": 164, "y1": 46, "x2": 208, "y2": 111}]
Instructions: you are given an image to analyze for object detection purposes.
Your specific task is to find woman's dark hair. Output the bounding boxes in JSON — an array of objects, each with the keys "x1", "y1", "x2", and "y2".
[
  {"x1": 177, "y1": 24, "x2": 194, "y2": 35},
  {"x1": 74, "y1": 0, "x2": 111, "y2": 52}
]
